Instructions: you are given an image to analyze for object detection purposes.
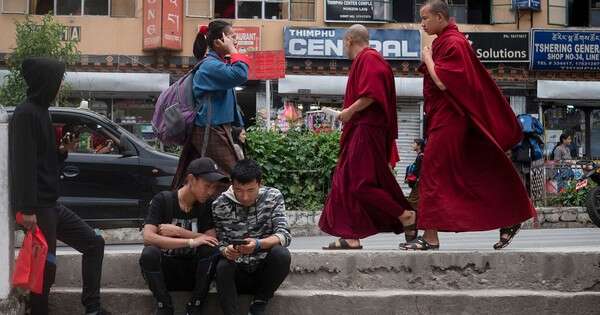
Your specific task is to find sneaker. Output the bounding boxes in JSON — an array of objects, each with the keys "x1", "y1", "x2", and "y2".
[
  {"x1": 186, "y1": 298, "x2": 204, "y2": 315},
  {"x1": 155, "y1": 302, "x2": 174, "y2": 315},
  {"x1": 248, "y1": 300, "x2": 267, "y2": 315}
]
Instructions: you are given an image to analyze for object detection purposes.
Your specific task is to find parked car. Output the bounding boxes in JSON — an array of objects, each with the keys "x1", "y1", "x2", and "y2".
[{"x1": 7, "y1": 107, "x2": 178, "y2": 229}]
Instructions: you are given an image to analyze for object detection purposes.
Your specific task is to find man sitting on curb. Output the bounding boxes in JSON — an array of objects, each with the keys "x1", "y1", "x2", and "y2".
[
  {"x1": 212, "y1": 159, "x2": 292, "y2": 315},
  {"x1": 140, "y1": 157, "x2": 229, "y2": 315}
]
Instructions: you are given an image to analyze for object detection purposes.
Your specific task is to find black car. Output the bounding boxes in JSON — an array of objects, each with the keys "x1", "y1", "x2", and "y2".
[{"x1": 7, "y1": 107, "x2": 178, "y2": 228}]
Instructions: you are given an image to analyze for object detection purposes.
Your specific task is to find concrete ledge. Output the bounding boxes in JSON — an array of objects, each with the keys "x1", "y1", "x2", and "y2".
[
  {"x1": 53, "y1": 250, "x2": 600, "y2": 292},
  {"x1": 49, "y1": 288, "x2": 600, "y2": 315},
  {"x1": 0, "y1": 294, "x2": 26, "y2": 315}
]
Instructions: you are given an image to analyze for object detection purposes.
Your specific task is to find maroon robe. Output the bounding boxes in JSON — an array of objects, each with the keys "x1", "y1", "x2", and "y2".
[
  {"x1": 418, "y1": 24, "x2": 536, "y2": 232},
  {"x1": 319, "y1": 48, "x2": 412, "y2": 239}
]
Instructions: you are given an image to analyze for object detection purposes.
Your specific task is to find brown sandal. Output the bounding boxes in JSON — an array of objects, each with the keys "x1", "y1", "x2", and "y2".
[
  {"x1": 400, "y1": 236, "x2": 440, "y2": 251},
  {"x1": 493, "y1": 223, "x2": 521, "y2": 250},
  {"x1": 322, "y1": 238, "x2": 363, "y2": 250}
]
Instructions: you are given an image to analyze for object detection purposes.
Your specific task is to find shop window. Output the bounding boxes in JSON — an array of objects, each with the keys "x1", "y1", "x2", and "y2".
[
  {"x1": 214, "y1": 0, "x2": 235, "y2": 18},
  {"x1": 265, "y1": 0, "x2": 288, "y2": 20},
  {"x1": 237, "y1": 0, "x2": 262, "y2": 19},
  {"x1": 591, "y1": 110, "x2": 600, "y2": 158},
  {"x1": 56, "y1": 0, "x2": 83, "y2": 15},
  {"x1": 549, "y1": 0, "x2": 600, "y2": 26},
  {"x1": 83, "y1": 0, "x2": 108, "y2": 15},
  {"x1": 237, "y1": 0, "x2": 288, "y2": 19},
  {"x1": 2, "y1": 0, "x2": 28, "y2": 13},
  {"x1": 30, "y1": 0, "x2": 53, "y2": 14},
  {"x1": 394, "y1": 0, "x2": 415, "y2": 22},
  {"x1": 186, "y1": 0, "x2": 211, "y2": 17},
  {"x1": 111, "y1": 0, "x2": 136, "y2": 17},
  {"x1": 30, "y1": 0, "x2": 112, "y2": 16},
  {"x1": 290, "y1": 0, "x2": 314, "y2": 21},
  {"x1": 415, "y1": 0, "x2": 490, "y2": 24}
]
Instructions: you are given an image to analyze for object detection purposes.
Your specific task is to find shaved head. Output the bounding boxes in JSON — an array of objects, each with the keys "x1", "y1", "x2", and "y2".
[
  {"x1": 346, "y1": 24, "x2": 370, "y2": 44},
  {"x1": 422, "y1": 0, "x2": 450, "y2": 20}
]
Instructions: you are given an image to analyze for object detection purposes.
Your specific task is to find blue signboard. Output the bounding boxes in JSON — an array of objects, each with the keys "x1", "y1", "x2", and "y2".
[
  {"x1": 513, "y1": 0, "x2": 541, "y2": 11},
  {"x1": 531, "y1": 29, "x2": 600, "y2": 71},
  {"x1": 284, "y1": 27, "x2": 421, "y2": 60}
]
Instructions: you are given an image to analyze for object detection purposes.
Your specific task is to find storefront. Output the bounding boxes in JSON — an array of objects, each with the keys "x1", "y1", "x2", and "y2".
[{"x1": 532, "y1": 29, "x2": 600, "y2": 159}]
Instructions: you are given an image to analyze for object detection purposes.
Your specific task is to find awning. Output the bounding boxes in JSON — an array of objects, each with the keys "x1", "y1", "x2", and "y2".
[
  {"x1": 537, "y1": 80, "x2": 600, "y2": 100},
  {"x1": 278, "y1": 75, "x2": 424, "y2": 98},
  {"x1": 0, "y1": 69, "x2": 170, "y2": 95}
]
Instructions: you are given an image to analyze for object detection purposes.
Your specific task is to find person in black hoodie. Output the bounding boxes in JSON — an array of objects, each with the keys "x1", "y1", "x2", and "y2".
[{"x1": 9, "y1": 58, "x2": 110, "y2": 315}]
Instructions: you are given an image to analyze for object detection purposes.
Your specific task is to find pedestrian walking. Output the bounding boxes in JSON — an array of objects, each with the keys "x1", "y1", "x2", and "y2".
[
  {"x1": 319, "y1": 24, "x2": 417, "y2": 250},
  {"x1": 402, "y1": 0, "x2": 536, "y2": 251},
  {"x1": 172, "y1": 20, "x2": 249, "y2": 189},
  {"x1": 405, "y1": 138, "x2": 425, "y2": 210},
  {"x1": 9, "y1": 57, "x2": 110, "y2": 315}
]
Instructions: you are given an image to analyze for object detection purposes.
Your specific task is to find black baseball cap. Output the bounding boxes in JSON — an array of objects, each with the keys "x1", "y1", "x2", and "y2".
[{"x1": 186, "y1": 158, "x2": 230, "y2": 183}]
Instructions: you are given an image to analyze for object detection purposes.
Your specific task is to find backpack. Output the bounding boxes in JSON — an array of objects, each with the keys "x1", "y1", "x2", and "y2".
[
  {"x1": 513, "y1": 114, "x2": 544, "y2": 162},
  {"x1": 151, "y1": 60, "x2": 206, "y2": 145}
]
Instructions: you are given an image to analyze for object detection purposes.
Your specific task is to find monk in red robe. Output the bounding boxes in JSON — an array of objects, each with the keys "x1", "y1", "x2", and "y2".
[
  {"x1": 402, "y1": 0, "x2": 536, "y2": 251},
  {"x1": 319, "y1": 25, "x2": 417, "y2": 250}
]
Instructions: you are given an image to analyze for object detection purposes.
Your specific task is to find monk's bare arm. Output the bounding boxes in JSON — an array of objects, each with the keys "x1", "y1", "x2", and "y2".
[
  {"x1": 421, "y1": 46, "x2": 447, "y2": 91},
  {"x1": 424, "y1": 59, "x2": 447, "y2": 91},
  {"x1": 348, "y1": 97, "x2": 374, "y2": 114},
  {"x1": 338, "y1": 97, "x2": 374, "y2": 123}
]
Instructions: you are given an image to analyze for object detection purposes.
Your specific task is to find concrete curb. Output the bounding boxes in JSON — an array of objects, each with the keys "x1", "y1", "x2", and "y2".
[
  {"x1": 49, "y1": 288, "x2": 600, "y2": 315},
  {"x1": 53, "y1": 250, "x2": 600, "y2": 292}
]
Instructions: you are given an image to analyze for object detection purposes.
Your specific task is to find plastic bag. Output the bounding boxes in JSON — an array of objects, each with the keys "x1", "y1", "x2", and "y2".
[{"x1": 13, "y1": 213, "x2": 48, "y2": 294}]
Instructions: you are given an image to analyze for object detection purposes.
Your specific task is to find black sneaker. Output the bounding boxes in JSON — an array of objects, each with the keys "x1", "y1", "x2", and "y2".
[
  {"x1": 186, "y1": 298, "x2": 204, "y2": 315},
  {"x1": 248, "y1": 300, "x2": 267, "y2": 315},
  {"x1": 155, "y1": 302, "x2": 174, "y2": 315}
]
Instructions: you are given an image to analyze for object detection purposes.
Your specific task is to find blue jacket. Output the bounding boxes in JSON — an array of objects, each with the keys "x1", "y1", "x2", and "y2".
[{"x1": 193, "y1": 51, "x2": 249, "y2": 127}]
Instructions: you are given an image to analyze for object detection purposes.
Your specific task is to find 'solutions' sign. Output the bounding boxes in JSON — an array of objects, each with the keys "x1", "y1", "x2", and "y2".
[
  {"x1": 531, "y1": 29, "x2": 600, "y2": 71},
  {"x1": 325, "y1": 0, "x2": 390, "y2": 22},
  {"x1": 464, "y1": 32, "x2": 529, "y2": 63},
  {"x1": 284, "y1": 27, "x2": 420, "y2": 60}
]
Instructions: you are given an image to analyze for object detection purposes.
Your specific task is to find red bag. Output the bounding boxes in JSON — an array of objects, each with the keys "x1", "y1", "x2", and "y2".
[{"x1": 13, "y1": 213, "x2": 48, "y2": 294}]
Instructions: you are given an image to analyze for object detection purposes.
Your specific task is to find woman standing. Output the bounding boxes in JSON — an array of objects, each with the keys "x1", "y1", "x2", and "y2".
[
  {"x1": 172, "y1": 20, "x2": 249, "y2": 189},
  {"x1": 552, "y1": 133, "x2": 575, "y2": 192}
]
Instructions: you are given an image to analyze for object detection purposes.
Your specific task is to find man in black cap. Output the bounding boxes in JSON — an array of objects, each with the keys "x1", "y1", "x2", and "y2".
[
  {"x1": 9, "y1": 57, "x2": 109, "y2": 315},
  {"x1": 140, "y1": 157, "x2": 229, "y2": 315}
]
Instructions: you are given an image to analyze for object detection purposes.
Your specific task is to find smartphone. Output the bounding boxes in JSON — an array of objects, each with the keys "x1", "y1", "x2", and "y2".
[{"x1": 230, "y1": 239, "x2": 249, "y2": 246}]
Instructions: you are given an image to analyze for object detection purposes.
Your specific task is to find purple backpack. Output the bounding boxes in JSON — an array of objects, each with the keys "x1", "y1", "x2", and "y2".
[{"x1": 152, "y1": 60, "x2": 205, "y2": 145}]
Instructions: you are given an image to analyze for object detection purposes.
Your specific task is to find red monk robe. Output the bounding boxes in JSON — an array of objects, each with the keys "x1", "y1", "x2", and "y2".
[
  {"x1": 319, "y1": 48, "x2": 412, "y2": 239},
  {"x1": 418, "y1": 23, "x2": 536, "y2": 232}
]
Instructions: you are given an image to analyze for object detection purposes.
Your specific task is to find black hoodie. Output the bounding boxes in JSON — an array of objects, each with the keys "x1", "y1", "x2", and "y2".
[{"x1": 9, "y1": 58, "x2": 67, "y2": 214}]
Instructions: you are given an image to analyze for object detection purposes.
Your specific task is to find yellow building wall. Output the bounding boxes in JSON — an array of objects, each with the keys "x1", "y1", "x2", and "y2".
[{"x1": 0, "y1": 0, "x2": 566, "y2": 57}]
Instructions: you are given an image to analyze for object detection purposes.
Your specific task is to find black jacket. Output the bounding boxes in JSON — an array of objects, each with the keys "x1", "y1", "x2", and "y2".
[{"x1": 9, "y1": 58, "x2": 67, "y2": 214}]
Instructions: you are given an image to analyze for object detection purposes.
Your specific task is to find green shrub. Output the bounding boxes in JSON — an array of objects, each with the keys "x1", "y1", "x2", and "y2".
[
  {"x1": 246, "y1": 129, "x2": 340, "y2": 211},
  {"x1": 548, "y1": 180, "x2": 597, "y2": 207}
]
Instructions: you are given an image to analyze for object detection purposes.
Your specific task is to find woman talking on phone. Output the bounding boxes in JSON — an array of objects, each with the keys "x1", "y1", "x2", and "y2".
[{"x1": 172, "y1": 20, "x2": 250, "y2": 190}]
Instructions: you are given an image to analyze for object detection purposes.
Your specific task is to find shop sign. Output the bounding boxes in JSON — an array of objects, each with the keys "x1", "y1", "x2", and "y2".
[
  {"x1": 61, "y1": 26, "x2": 81, "y2": 42},
  {"x1": 162, "y1": 0, "x2": 183, "y2": 50},
  {"x1": 284, "y1": 27, "x2": 420, "y2": 60},
  {"x1": 324, "y1": 0, "x2": 392, "y2": 22},
  {"x1": 531, "y1": 29, "x2": 600, "y2": 71},
  {"x1": 198, "y1": 26, "x2": 261, "y2": 53},
  {"x1": 247, "y1": 51, "x2": 285, "y2": 81},
  {"x1": 143, "y1": 0, "x2": 183, "y2": 51},
  {"x1": 512, "y1": 0, "x2": 541, "y2": 11},
  {"x1": 464, "y1": 32, "x2": 529, "y2": 63}
]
